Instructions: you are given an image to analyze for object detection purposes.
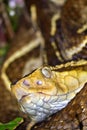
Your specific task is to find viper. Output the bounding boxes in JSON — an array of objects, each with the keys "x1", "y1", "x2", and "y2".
[{"x1": 1, "y1": 0, "x2": 87, "y2": 130}]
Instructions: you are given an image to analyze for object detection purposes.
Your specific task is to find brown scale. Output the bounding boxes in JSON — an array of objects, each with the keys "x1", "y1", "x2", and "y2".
[
  {"x1": 72, "y1": 44, "x2": 87, "y2": 60},
  {"x1": 34, "y1": 0, "x2": 63, "y2": 65},
  {"x1": 6, "y1": 46, "x2": 40, "y2": 82},
  {"x1": 55, "y1": 0, "x2": 87, "y2": 60},
  {"x1": 25, "y1": 0, "x2": 64, "y2": 65},
  {"x1": 26, "y1": 0, "x2": 87, "y2": 64}
]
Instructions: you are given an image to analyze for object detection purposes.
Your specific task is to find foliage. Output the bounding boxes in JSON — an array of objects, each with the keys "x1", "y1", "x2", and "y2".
[
  {"x1": 0, "y1": 117, "x2": 23, "y2": 130},
  {"x1": 0, "y1": 45, "x2": 9, "y2": 56},
  {"x1": 0, "y1": 45, "x2": 9, "y2": 65}
]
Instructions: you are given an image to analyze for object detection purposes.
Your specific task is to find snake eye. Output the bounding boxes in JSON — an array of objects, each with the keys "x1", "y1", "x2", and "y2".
[{"x1": 41, "y1": 66, "x2": 52, "y2": 78}]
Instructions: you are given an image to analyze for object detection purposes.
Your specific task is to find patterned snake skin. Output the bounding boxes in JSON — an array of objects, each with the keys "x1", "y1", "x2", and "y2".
[
  {"x1": 33, "y1": 83, "x2": 87, "y2": 130},
  {"x1": 1, "y1": 0, "x2": 87, "y2": 130}
]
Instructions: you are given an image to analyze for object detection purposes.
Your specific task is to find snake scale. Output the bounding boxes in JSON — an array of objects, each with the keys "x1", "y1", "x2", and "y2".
[{"x1": 1, "y1": 0, "x2": 87, "y2": 130}]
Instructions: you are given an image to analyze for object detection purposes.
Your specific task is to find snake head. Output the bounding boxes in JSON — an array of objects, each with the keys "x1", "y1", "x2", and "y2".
[
  {"x1": 11, "y1": 66, "x2": 59, "y2": 122},
  {"x1": 11, "y1": 66, "x2": 58, "y2": 101},
  {"x1": 11, "y1": 61, "x2": 87, "y2": 123}
]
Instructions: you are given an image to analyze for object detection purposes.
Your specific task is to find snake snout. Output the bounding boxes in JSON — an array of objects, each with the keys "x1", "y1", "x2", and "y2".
[{"x1": 22, "y1": 79, "x2": 30, "y2": 88}]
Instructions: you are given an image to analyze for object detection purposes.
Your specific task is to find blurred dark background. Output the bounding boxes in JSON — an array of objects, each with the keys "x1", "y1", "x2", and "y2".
[{"x1": 0, "y1": 0, "x2": 25, "y2": 65}]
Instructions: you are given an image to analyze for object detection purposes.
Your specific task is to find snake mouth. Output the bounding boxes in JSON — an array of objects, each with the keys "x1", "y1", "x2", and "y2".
[
  {"x1": 21, "y1": 94, "x2": 28, "y2": 99},
  {"x1": 19, "y1": 92, "x2": 48, "y2": 102},
  {"x1": 19, "y1": 91, "x2": 57, "y2": 102},
  {"x1": 13, "y1": 88, "x2": 30, "y2": 102},
  {"x1": 19, "y1": 94, "x2": 29, "y2": 102}
]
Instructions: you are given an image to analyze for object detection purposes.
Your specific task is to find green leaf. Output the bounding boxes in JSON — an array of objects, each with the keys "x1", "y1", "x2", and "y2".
[
  {"x1": 0, "y1": 117, "x2": 23, "y2": 130},
  {"x1": 0, "y1": 45, "x2": 9, "y2": 56}
]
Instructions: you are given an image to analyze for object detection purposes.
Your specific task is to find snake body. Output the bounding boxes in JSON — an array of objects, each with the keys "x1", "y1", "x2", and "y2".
[{"x1": 1, "y1": 0, "x2": 87, "y2": 130}]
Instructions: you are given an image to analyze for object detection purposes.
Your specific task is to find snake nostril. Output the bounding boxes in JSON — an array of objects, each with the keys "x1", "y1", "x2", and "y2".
[
  {"x1": 36, "y1": 80, "x2": 42, "y2": 85},
  {"x1": 23, "y1": 80, "x2": 30, "y2": 87}
]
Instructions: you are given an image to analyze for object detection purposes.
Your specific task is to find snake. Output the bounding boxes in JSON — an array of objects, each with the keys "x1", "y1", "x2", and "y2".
[{"x1": 1, "y1": 0, "x2": 87, "y2": 130}]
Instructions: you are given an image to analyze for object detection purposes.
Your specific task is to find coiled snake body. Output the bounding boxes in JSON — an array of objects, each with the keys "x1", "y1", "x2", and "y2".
[{"x1": 1, "y1": 0, "x2": 87, "y2": 130}]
